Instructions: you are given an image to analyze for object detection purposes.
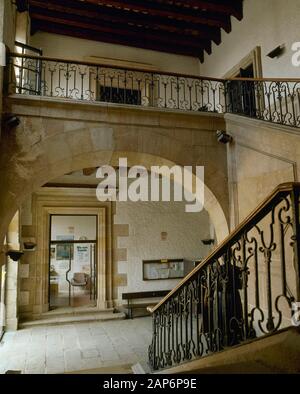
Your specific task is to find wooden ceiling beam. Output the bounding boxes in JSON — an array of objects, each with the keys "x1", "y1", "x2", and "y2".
[
  {"x1": 74, "y1": 0, "x2": 232, "y2": 32},
  {"x1": 16, "y1": 0, "x2": 28, "y2": 12},
  {"x1": 28, "y1": 0, "x2": 221, "y2": 44},
  {"x1": 150, "y1": 0, "x2": 243, "y2": 20},
  {"x1": 29, "y1": 4, "x2": 218, "y2": 44},
  {"x1": 30, "y1": 12, "x2": 211, "y2": 52},
  {"x1": 31, "y1": 20, "x2": 204, "y2": 58},
  {"x1": 26, "y1": 0, "x2": 244, "y2": 59},
  {"x1": 29, "y1": 0, "x2": 230, "y2": 32}
]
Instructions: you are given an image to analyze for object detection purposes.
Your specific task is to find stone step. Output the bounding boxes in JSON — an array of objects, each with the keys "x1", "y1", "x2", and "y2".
[
  {"x1": 66, "y1": 363, "x2": 133, "y2": 375},
  {"x1": 132, "y1": 361, "x2": 151, "y2": 374},
  {"x1": 37, "y1": 306, "x2": 115, "y2": 320},
  {"x1": 19, "y1": 311, "x2": 126, "y2": 328}
]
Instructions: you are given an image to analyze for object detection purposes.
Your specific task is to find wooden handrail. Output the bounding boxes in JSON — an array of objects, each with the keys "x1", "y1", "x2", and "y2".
[
  {"x1": 228, "y1": 77, "x2": 300, "y2": 83},
  {"x1": 149, "y1": 182, "x2": 300, "y2": 313}
]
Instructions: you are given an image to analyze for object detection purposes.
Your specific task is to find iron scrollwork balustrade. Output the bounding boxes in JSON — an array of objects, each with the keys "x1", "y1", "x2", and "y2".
[
  {"x1": 148, "y1": 184, "x2": 300, "y2": 371},
  {"x1": 225, "y1": 79, "x2": 300, "y2": 128},
  {"x1": 7, "y1": 54, "x2": 225, "y2": 113},
  {"x1": 7, "y1": 54, "x2": 300, "y2": 128}
]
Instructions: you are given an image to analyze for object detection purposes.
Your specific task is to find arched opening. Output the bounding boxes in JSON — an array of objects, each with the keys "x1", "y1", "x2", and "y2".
[
  {"x1": 0, "y1": 150, "x2": 228, "y2": 326},
  {"x1": 16, "y1": 152, "x2": 227, "y2": 313},
  {"x1": 0, "y1": 88, "x2": 232, "y2": 373}
]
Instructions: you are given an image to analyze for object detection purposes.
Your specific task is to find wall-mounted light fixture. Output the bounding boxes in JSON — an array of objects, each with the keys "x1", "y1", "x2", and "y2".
[
  {"x1": 267, "y1": 45, "x2": 286, "y2": 59},
  {"x1": 161, "y1": 232, "x2": 168, "y2": 241},
  {"x1": 23, "y1": 241, "x2": 36, "y2": 250},
  {"x1": 216, "y1": 130, "x2": 232, "y2": 144},
  {"x1": 201, "y1": 239, "x2": 215, "y2": 246},
  {"x1": 6, "y1": 250, "x2": 24, "y2": 262},
  {"x1": 3, "y1": 113, "x2": 21, "y2": 129}
]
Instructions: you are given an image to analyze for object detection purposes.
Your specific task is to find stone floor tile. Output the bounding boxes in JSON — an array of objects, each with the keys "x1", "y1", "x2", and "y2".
[
  {"x1": 81, "y1": 348, "x2": 99, "y2": 359},
  {"x1": 25, "y1": 367, "x2": 46, "y2": 374},
  {"x1": 99, "y1": 349, "x2": 121, "y2": 362},
  {"x1": 63, "y1": 336, "x2": 79, "y2": 350},
  {"x1": 46, "y1": 356, "x2": 65, "y2": 374},
  {"x1": 0, "y1": 317, "x2": 151, "y2": 374},
  {"x1": 80, "y1": 357, "x2": 102, "y2": 371},
  {"x1": 26, "y1": 355, "x2": 46, "y2": 370}
]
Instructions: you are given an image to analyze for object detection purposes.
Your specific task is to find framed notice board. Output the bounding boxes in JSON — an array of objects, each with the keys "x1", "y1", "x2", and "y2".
[{"x1": 143, "y1": 259, "x2": 186, "y2": 281}]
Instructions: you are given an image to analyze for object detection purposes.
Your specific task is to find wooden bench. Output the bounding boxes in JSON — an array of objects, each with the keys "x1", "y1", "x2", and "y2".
[{"x1": 122, "y1": 290, "x2": 170, "y2": 319}]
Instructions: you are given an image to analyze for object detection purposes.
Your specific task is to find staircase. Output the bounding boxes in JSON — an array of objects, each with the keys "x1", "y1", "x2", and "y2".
[
  {"x1": 157, "y1": 327, "x2": 300, "y2": 374},
  {"x1": 148, "y1": 182, "x2": 300, "y2": 373}
]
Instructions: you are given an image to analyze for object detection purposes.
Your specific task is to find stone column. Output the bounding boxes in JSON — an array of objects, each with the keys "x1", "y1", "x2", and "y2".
[
  {"x1": 0, "y1": 248, "x2": 6, "y2": 332},
  {"x1": 5, "y1": 211, "x2": 20, "y2": 331}
]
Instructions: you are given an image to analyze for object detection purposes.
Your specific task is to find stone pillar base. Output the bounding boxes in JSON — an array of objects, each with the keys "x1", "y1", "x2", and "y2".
[
  {"x1": 5, "y1": 317, "x2": 18, "y2": 331},
  {"x1": 97, "y1": 300, "x2": 113, "y2": 310}
]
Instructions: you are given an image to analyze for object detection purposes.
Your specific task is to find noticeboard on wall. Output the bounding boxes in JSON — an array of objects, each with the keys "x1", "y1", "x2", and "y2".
[{"x1": 143, "y1": 259, "x2": 190, "y2": 281}]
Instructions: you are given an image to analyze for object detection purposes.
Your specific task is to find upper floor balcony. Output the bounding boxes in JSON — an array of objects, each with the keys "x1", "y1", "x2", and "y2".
[{"x1": 4, "y1": 51, "x2": 300, "y2": 130}]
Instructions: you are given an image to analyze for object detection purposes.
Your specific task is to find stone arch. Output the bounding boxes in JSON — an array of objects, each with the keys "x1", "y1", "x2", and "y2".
[
  {"x1": 0, "y1": 152, "x2": 228, "y2": 248},
  {"x1": 0, "y1": 108, "x2": 229, "y2": 247}
]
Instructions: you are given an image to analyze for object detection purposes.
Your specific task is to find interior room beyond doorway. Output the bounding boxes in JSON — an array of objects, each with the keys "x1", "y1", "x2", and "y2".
[{"x1": 49, "y1": 215, "x2": 97, "y2": 310}]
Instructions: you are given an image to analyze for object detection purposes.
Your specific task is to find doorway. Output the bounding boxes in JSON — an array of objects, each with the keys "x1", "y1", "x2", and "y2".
[
  {"x1": 224, "y1": 47, "x2": 263, "y2": 119},
  {"x1": 225, "y1": 63, "x2": 257, "y2": 117},
  {"x1": 49, "y1": 214, "x2": 97, "y2": 309}
]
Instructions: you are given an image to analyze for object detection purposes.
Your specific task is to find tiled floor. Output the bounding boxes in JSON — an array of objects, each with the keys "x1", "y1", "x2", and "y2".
[{"x1": 0, "y1": 317, "x2": 152, "y2": 374}]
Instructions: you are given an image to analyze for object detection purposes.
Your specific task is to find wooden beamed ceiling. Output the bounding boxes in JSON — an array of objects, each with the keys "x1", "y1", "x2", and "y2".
[{"x1": 17, "y1": 0, "x2": 244, "y2": 61}]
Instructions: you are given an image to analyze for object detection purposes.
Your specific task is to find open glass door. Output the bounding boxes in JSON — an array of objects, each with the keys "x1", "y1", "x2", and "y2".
[{"x1": 49, "y1": 215, "x2": 97, "y2": 309}]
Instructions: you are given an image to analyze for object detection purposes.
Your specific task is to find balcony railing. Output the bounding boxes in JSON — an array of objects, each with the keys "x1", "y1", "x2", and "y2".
[
  {"x1": 225, "y1": 78, "x2": 300, "y2": 128},
  {"x1": 6, "y1": 53, "x2": 300, "y2": 129},
  {"x1": 148, "y1": 183, "x2": 300, "y2": 371},
  {"x1": 6, "y1": 53, "x2": 225, "y2": 113}
]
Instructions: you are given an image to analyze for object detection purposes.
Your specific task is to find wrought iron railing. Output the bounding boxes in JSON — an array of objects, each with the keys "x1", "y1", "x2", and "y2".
[
  {"x1": 148, "y1": 183, "x2": 300, "y2": 371},
  {"x1": 225, "y1": 78, "x2": 300, "y2": 128},
  {"x1": 6, "y1": 53, "x2": 225, "y2": 113},
  {"x1": 5, "y1": 54, "x2": 300, "y2": 128}
]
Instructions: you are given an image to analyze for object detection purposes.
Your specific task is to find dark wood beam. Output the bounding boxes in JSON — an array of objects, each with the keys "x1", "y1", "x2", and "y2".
[
  {"x1": 29, "y1": 0, "x2": 230, "y2": 33},
  {"x1": 26, "y1": 0, "x2": 244, "y2": 59},
  {"x1": 234, "y1": 0, "x2": 244, "y2": 21},
  {"x1": 31, "y1": 20, "x2": 204, "y2": 58},
  {"x1": 16, "y1": 0, "x2": 28, "y2": 12},
  {"x1": 28, "y1": 0, "x2": 222, "y2": 44},
  {"x1": 30, "y1": 11, "x2": 211, "y2": 53},
  {"x1": 76, "y1": 0, "x2": 232, "y2": 32},
  {"x1": 150, "y1": 0, "x2": 243, "y2": 20},
  {"x1": 29, "y1": 6, "x2": 213, "y2": 48}
]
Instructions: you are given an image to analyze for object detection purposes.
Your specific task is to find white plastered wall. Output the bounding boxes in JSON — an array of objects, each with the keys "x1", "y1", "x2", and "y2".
[
  {"x1": 200, "y1": 0, "x2": 300, "y2": 78},
  {"x1": 30, "y1": 32, "x2": 200, "y2": 75},
  {"x1": 114, "y1": 199, "x2": 212, "y2": 299}
]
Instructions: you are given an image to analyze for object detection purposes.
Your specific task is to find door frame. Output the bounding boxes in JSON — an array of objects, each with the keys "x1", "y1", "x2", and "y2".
[
  {"x1": 32, "y1": 189, "x2": 113, "y2": 315},
  {"x1": 223, "y1": 46, "x2": 263, "y2": 80},
  {"x1": 223, "y1": 47, "x2": 265, "y2": 119},
  {"x1": 44, "y1": 207, "x2": 106, "y2": 310}
]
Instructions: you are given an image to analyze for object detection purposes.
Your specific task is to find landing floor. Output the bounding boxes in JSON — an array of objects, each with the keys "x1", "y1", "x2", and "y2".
[{"x1": 0, "y1": 317, "x2": 151, "y2": 374}]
